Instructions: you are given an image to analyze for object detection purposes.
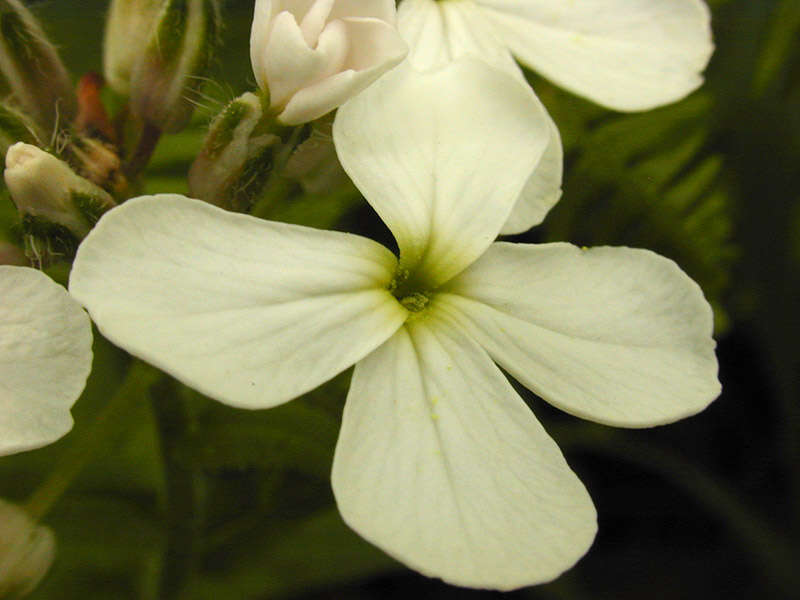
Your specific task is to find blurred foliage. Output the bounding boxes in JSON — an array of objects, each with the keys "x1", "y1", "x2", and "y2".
[{"x1": 0, "y1": 0, "x2": 798, "y2": 599}]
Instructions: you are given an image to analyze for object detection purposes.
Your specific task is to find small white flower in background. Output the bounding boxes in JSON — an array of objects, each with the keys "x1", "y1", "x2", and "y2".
[
  {"x1": 250, "y1": 0, "x2": 408, "y2": 125},
  {"x1": 69, "y1": 60, "x2": 720, "y2": 589},
  {"x1": 0, "y1": 499, "x2": 56, "y2": 597},
  {"x1": 0, "y1": 266, "x2": 93, "y2": 456}
]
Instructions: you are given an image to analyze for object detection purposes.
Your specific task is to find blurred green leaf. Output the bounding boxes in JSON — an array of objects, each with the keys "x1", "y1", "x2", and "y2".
[{"x1": 187, "y1": 508, "x2": 398, "y2": 600}]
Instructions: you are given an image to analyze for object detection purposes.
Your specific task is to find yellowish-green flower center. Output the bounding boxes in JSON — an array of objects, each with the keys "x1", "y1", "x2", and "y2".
[
  {"x1": 399, "y1": 292, "x2": 430, "y2": 313},
  {"x1": 389, "y1": 266, "x2": 433, "y2": 314}
]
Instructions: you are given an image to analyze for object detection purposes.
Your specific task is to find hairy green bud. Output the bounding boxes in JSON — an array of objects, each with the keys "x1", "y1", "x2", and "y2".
[
  {"x1": 0, "y1": 0, "x2": 76, "y2": 133},
  {"x1": 4, "y1": 143, "x2": 116, "y2": 264},
  {"x1": 188, "y1": 92, "x2": 283, "y2": 211},
  {"x1": 129, "y1": 0, "x2": 221, "y2": 133}
]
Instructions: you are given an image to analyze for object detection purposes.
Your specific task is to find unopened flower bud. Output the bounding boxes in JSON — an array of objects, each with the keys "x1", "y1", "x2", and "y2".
[
  {"x1": 188, "y1": 92, "x2": 283, "y2": 210},
  {"x1": 130, "y1": 0, "x2": 221, "y2": 133},
  {"x1": 4, "y1": 143, "x2": 115, "y2": 252},
  {"x1": 250, "y1": 0, "x2": 407, "y2": 125},
  {"x1": 0, "y1": 499, "x2": 55, "y2": 598},
  {"x1": 0, "y1": 0, "x2": 76, "y2": 133},
  {"x1": 103, "y1": 0, "x2": 163, "y2": 95}
]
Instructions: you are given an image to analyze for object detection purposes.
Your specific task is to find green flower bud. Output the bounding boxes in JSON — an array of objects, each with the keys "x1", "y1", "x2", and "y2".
[
  {"x1": 188, "y1": 92, "x2": 283, "y2": 211},
  {"x1": 4, "y1": 143, "x2": 116, "y2": 264},
  {"x1": 0, "y1": 499, "x2": 55, "y2": 598},
  {"x1": 0, "y1": 0, "x2": 76, "y2": 133},
  {"x1": 103, "y1": 0, "x2": 163, "y2": 95},
  {"x1": 130, "y1": 0, "x2": 221, "y2": 133}
]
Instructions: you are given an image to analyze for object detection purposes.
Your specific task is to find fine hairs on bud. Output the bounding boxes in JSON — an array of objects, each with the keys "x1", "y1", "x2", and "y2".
[
  {"x1": 0, "y1": 0, "x2": 76, "y2": 133},
  {"x1": 188, "y1": 92, "x2": 283, "y2": 210}
]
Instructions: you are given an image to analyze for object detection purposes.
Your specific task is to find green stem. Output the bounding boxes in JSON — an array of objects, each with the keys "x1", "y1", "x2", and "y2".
[
  {"x1": 24, "y1": 360, "x2": 161, "y2": 520},
  {"x1": 557, "y1": 426, "x2": 800, "y2": 593},
  {"x1": 249, "y1": 170, "x2": 293, "y2": 220},
  {"x1": 249, "y1": 125, "x2": 307, "y2": 219},
  {"x1": 150, "y1": 377, "x2": 205, "y2": 600},
  {"x1": 124, "y1": 121, "x2": 163, "y2": 179}
]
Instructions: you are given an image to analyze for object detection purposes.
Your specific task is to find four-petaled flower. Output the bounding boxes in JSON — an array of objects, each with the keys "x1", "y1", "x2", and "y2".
[{"x1": 69, "y1": 60, "x2": 719, "y2": 589}]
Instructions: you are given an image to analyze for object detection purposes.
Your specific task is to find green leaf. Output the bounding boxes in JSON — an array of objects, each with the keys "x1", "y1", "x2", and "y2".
[{"x1": 186, "y1": 508, "x2": 398, "y2": 600}]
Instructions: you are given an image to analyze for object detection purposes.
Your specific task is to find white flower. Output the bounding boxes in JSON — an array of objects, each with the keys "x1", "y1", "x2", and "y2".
[
  {"x1": 69, "y1": 60, "x2": 720, "y2": 589},
  {"x1": 390, "y1": 0, "x2": 714, "y2": 235},
  {"x1": 250, "y1": 0, "x2": 409, "y2": 125},
  {"x1": 398, "y1": 0, "x2": 714, "y2": 111},
  {"x1": 0, "y1": 266, "x2": 93, "y2": 456}
]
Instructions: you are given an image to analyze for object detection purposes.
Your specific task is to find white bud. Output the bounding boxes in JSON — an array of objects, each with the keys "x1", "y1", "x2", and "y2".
[
  {"x1": 250, "y1": 0, "x2": 407, "y2": 125},
  {"x1": 103, "y1": 0, "x2": 163, "y2": 95},
  {"x1": 0, "y1": 499, "x2": 55, "y2": 598},
  {"x1": 129, "y1": 0, "x2": 221, "y2": 133},
  {"x1": 4, "y1": 143, "x2": 115, "y2": 240}
]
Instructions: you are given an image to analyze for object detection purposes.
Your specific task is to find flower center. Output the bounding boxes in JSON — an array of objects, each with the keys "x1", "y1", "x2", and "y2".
[
  {"x1": 399, "y1": 292, "x2": 430, "y2": 313},
  {"x1": 389, "y1": 267, "x2": 433, "y2": 313}
]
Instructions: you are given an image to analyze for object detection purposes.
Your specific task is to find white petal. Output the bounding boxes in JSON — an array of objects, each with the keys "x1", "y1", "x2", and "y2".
[
  {"x1": 332, "y1": 312, "x2": 596, "y2": 590},
  {"x1": 398, "y1": 0, "x2": 519, "y2": 74},
  {"x1": 0, "y1": 266, "x2": 92, "y2": 455},
  {"x1": 69, "y1": 195, "x2": 407, "y2": 410},
  {"x1": 476, "y1": 0, "x2": 714, "y2": 111},
  {"x1": 396, "y1": 0, "x2": 563, "y2": 235},
  {"x1": 334, "y1": 59, "x2": 550, "y2": 288},
  {"x1": 249, "y1": 0, "x2": 276, "y2": 93},
  {"x1": 278, "y1": 17, "x2": 408, "y2": 125},
  {"x1": 441, "y1": 243, "x2": 721, "y2": 427},
  {"x1": 260, "y1": 11, "x2": 347, "y2": 109},
  {"x1": 329, "y1": 0, "x2": 397, "y2": 24},
  {"x1": 501, "y1": 110, "x2": 563, "y2": 235}
]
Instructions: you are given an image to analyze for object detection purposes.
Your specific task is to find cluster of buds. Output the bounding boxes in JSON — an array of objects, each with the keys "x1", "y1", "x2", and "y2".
[
  {"x1": 191, "y1": 0, "x2": 407, "y2": 212},
  {"x1": 0, "y1": 0, "x2": 224, "y2": 266}
]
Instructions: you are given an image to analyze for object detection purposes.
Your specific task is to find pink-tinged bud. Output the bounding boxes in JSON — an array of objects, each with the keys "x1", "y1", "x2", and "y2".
[{"x1": 250, "y1": 0, "x2": 407, "y2": 125}]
